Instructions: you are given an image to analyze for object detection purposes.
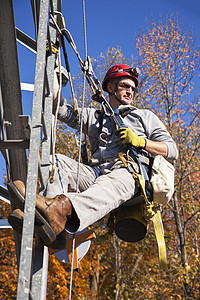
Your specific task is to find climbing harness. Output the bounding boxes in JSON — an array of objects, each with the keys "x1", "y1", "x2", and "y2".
[{"x1": 90, "y1": 95, "x2": 168, "y2": 269}]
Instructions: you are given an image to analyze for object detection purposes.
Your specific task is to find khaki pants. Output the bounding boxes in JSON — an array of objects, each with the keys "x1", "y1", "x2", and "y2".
[{"x1": 46, "y1": 154, "x2": 137, "y2": 233}]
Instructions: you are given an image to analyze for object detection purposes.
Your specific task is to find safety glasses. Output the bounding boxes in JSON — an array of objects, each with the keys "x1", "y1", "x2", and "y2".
[{"x1": 117, "y1": 81, "x2": 136, "y2": 92}]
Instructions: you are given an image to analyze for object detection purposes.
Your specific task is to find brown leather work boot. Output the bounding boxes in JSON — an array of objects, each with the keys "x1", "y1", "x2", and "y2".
[
  {"x1": 8, "y1": 208, "x2": 67, "y2": 250},
  {"x1": 7, "y1": 180, "x2": 26, "y2": 211},
  {"x1": 35, "y1": 194, "x2": 72, "y2": 236},
  {"x1": 8, "y1": 208, "x2": 25, "y2": 234},
  {"x1": 8, "y1": 180, "x2": 73, "y2": 245}
]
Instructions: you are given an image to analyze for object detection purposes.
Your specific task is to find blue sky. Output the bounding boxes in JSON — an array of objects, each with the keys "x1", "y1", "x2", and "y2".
[{"x1": 0, "y1": 0, "x2": 200, "y2": 187}]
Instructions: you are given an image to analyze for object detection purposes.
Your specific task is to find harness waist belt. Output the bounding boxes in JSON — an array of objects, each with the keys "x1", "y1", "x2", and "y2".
[{"x1": 89, "y1": 155, "x2": 149, "y2": 166}]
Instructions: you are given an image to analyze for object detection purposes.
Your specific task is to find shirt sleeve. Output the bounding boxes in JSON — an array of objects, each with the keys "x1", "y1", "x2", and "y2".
[
  {"x1": 53, "y1": 103, "x2": 80, "y2": 129},
  {"x1": 54, "y1": 104, "x2": 92, "y2": 133},
  {"x1": 142, "y1": 110, "x2": 179, "y2": 160}
]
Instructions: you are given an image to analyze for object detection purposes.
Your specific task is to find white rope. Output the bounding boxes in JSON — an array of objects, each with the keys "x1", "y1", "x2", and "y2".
[
  {"x1": 49, "y1": 44, "x2": 62, "y2": 183},
  {"x1": 68, "y1": 0, "x2": 88, "y2": 298},
  {"x1": 68, "y1": 234, "x2": 76, "y2": 300},
  {"x1": 49, "y1": 4, "x2": 91, "y2": 298}
]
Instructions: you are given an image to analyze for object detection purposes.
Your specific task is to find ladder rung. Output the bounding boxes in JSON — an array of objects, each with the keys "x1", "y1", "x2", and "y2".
[{"x1": 0, "y1": 140, "x2": 29, "y2": 149}]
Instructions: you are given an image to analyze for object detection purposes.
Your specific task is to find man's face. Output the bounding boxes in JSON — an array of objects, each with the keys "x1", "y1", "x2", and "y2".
[{"x1": 108, "y1": 77, "x2": 136, "y2": 107}]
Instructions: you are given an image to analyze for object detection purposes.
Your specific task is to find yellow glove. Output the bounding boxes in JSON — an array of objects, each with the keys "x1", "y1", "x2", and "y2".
[{"x1": 117, "y1": 127, "x2": 146, "y2": 148}]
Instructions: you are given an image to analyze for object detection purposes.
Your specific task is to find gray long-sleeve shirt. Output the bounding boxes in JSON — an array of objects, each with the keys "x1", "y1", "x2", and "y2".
[{"x1": 57, "y1": 103, "x2": 178, "y2": 162}]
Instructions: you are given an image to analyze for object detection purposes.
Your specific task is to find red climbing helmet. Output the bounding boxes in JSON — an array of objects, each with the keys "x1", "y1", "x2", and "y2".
[{"x1": 102, "y1": 64, "x2": 140, "y2": 92}]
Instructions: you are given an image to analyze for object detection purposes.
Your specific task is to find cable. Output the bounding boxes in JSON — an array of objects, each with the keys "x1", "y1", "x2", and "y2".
[
  {"x1": 82, "y1": 0, "x2": 87, "y2": 62},
  {"x1": 60, "y1": 34, "x2": 78, "y2": 113},
  {"x1": 68, "y1": 1, "x2": 88, "y2": 298},
  {"x1": 68, "y1": 234, "x2": 76, "y2": 300},
  {"x1": 76, "y1": 0, "x2": 88, "y2": 192},
  {"x1": 49, "y1": 11, "x2": 100, "y2": 95}
]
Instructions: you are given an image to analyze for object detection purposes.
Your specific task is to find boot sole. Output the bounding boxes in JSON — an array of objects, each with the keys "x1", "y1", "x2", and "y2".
[
  {"x1": 8, "y1": 183, "x2": 56, "y2": 246},
  {"x1": 8, "y1": 211, "x2": 66, "y2": 250}
]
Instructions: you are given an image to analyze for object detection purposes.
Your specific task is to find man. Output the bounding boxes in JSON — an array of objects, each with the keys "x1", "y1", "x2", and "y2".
[{"x1": 8, "y1": 64, "x2": 178, "y2": 248}]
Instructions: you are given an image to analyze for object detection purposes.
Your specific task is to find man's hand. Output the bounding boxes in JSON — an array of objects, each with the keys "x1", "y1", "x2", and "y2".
[{"x1": 117, "y1": 127, "x2": 146, "y2": 148}]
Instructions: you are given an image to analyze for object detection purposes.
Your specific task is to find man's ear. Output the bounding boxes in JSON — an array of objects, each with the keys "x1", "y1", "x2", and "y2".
[{"x1": 106, "y1": 81, "x2": 114, "y2": 94}]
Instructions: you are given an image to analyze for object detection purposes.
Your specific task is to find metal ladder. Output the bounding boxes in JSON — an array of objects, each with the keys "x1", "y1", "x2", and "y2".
[{"x1": 0, "y1": 0, "x2": 62, "y2": 298}]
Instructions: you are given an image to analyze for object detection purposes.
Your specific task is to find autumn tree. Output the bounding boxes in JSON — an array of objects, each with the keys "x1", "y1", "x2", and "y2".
[
  {"x1": 136, "y1": 15, "x2": 200, "y2": 299},
  {"x1": 0, "y1": 200, "x2": 18, "y2": 300}
]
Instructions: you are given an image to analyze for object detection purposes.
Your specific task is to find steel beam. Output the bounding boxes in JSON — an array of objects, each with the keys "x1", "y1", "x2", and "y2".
[
  {"x1": 30, "y1": 0, "x2": 41, "y2": 36},
  {"x1": 0, "y1": 185, "x2": 10, "y2": 204},
  {"x1": 16, "y1": 28, "x2": 37, "y2": 54},
  {"x1": 0, "y1": 1, "x2": 62, "y2": 299},
  {"x1": 30, "y1": 0, "x2": 61, "y2": 298},
  {"x1": 0, "y1": 0, "x2": 25, "y2": 272},
  {"x1": 16, "y1": 0, "x2": 50, "y2": 298},
  {"x1": 0, "y1": 0, "x2": 27, "y2": 184}
]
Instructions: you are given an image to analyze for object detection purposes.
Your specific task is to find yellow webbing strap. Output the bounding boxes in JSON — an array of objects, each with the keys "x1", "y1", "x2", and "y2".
[
  {"x1": 46, "y1": 40, "x2": 59, "y2": 54},
  {"x1": 119, "y1": 152, "x2": 167, "y2": 270},
  {"x1": 151, "y1": 210, "x2": 167, "y2": 269}
]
